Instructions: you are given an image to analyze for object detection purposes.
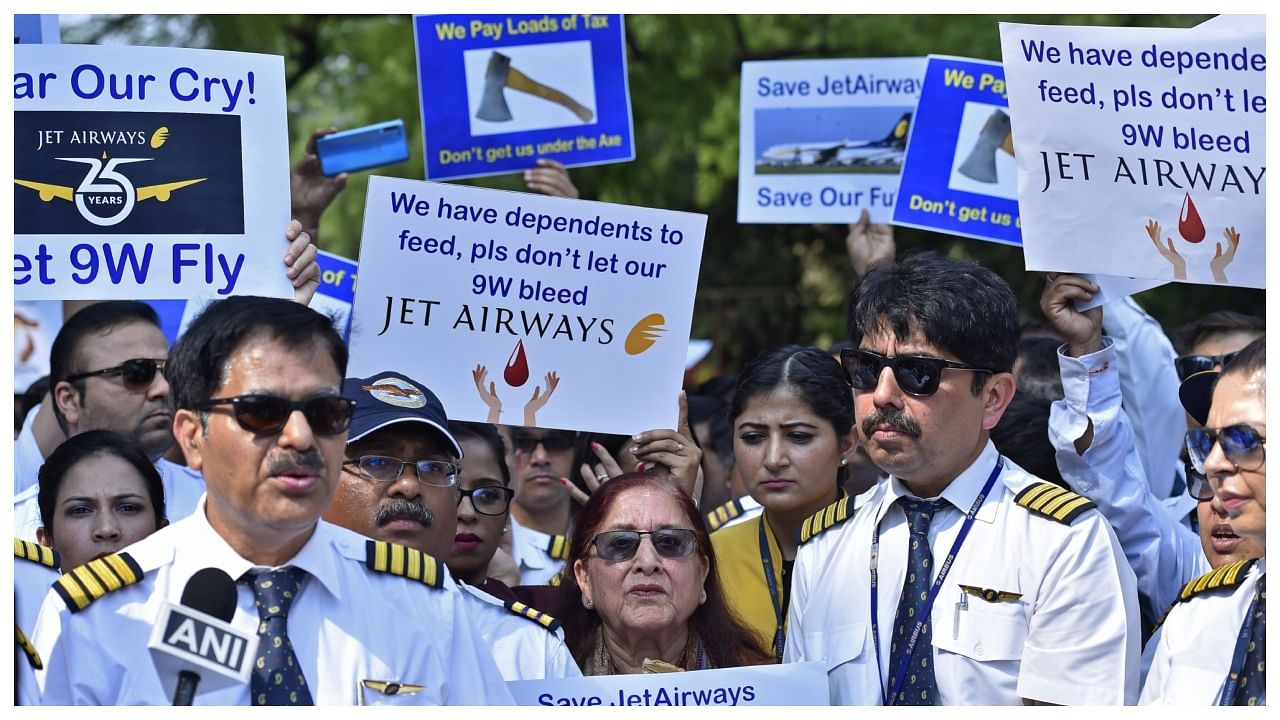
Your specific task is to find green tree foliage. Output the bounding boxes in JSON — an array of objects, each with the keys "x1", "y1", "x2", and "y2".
[{"x1": 63, "y1": 14, "x2": 1262, "y2": 377}]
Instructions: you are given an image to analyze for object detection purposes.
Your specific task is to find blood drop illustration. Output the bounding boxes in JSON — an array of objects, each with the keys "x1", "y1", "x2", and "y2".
[
  {"x1": 504, "y1": 339, "x2": 530, "y2": 387},
  {"x1": 1178, "y1": 193, "x2": 1206, "y2": 243}
]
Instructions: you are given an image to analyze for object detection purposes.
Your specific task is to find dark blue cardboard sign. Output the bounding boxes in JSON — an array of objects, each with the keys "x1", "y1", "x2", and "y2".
[
  {"x1": 413, "y1": 14, "x2": 634, "y2": 181},
  {"x1": 892, "y1": 56, "x2": 1022, "y2": 246}
]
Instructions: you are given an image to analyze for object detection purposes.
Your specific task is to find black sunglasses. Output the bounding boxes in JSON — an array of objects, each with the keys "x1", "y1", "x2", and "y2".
[
  {"x1": 590, "y1": 528, "x2": 699, "y2": 562},
  {"x1": 196, "y1": 394, "x2": 356, "y2": 436},
  {"x1": 1185, "y1": 424, "x2": 1266, "y2": 476},
  {"x1": 511, "y1": 433, "x2": 575, "y2": 454},
  {"x1": 1175, "y1": 351, "x2": 1240, "y2": 382},
  {"x1": 1185, "y1": 463, "x2": 1213, "y2": 502},
  {"x1": 456, "y1": 485, "x2": 515, "y2": 516},
  {"x1": 841, "y1": 348, "x2": 993, "y2": 397},
  {"x1": 65, "y1": 358, "x2": 167, "y2": 391}
]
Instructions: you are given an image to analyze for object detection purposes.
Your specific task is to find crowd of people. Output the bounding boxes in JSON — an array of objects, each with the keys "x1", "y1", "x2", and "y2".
[{"x1": 13, "y1": 77, "x2": 1266, "y2": 710}]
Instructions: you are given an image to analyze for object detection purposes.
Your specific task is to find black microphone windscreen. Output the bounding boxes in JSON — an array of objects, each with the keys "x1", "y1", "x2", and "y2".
[{"x1": 180, "y1": 568, "x2": 238, "y2": 622}]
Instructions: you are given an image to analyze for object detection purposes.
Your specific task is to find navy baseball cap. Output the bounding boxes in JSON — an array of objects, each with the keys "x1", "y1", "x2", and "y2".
[
  {"x1": 344, "y1": 372, "x2": 463, "y2": 459},
  {"x1": 1178, "y1": 369, "x2": 1218, "y2": 427}
]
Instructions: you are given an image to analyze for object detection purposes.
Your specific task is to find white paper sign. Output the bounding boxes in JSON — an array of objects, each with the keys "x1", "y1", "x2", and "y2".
[
  {"x1": 738, "y1": 57, "x2": 926, "y2": 224},
  {"x1": 507, "y1": 661, "x2": 829, "y2": 706},
  {"x1": 347, "y1": 177, "x2": 706, "y2": 435},
  {"x1": 15, "y1": 44, "x2": 291, "y2": 300},
  {"x1": 1000, "y1": 23, "x2": 1265, "y2": 288}
]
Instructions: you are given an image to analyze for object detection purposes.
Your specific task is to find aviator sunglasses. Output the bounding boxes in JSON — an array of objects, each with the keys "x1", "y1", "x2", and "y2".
[
  {"x1": 195, "y1": 394, "x2": 356, "y2": 436},
  {"x1": 1175, "y1": 351, "x2": 1240, "y2": 382},
  {"x1": 65, "y1": 358, "x2": 167, "y2": 391},
  {"x1": 1185, "y1": 424, "x2": 1266, "y2": 477},
  {"x1": 841, "y1": 348, "x2": 993, "y2": 397},
  {"x1": 590, "y1": 528, "x2": 699, "y2": 562}
]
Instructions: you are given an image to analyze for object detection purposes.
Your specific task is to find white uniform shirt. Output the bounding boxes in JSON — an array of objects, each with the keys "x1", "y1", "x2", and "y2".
[
  {"x1": 13, "y1": 457, "x2": 204, "y2": 543},
  {"x1": 16, "y1": 543, "x2": 60, "y2": 706},
  {"x1": 509, "y1": 518, "x2": 566, "y2": 586},
  {"x1": 14, "y1": 406, "x2": 44, "y2": 496},
  {"x1": 1141, "y1": 559, "x2": 1266, "y2": 704},
  {"x1": 718, "y1": 494, "x2": 763, "y2": 530},
  {"x1": 32, "y1": 498, "x2": 513, "y2": 705},
  {"x1": 458, "y1": 582, "x2": 582, "y2": 680},
  {"x1": 785, "y1": 441, "x2": 1140, "y2": 705},
  {"x1": 1050, "y1": 340, "x2": 1210, "y2": 621}
]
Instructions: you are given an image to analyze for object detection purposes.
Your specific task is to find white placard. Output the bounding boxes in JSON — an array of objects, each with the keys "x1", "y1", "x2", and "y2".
[
  {"x1": 1000, "y1": 23, "x2": 1265, "y2": 288},
  {"x1": 15, "y1": 44, "x2": 291, "y2": 300},
  {"x1": 738, "y1": 57, "x2": 926, "y2": 224},
  {"x1": 347, "y1": 177, "x2": 706, "y2": 435},
  {"x1": 507, "y1": 661, "x2": 829, "y2": 706}
]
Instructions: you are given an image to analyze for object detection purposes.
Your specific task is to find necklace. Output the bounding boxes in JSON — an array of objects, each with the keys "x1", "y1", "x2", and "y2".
[{"x1": 588, "y1": 625, "x2": 705, "y2": 675}]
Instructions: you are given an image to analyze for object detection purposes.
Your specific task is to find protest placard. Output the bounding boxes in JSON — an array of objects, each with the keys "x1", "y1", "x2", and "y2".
[
  {"x1": 347, "y1": 177, "x2": 705, "y2": 435},
  {"x1": 15, "y1": 44, "x2": 292, "y2": 300},
  {"x1": 507, "y1": 661, "x2": 829, "y2": 706},
  {"x1": 1000, "y1": 23, "x2": 1265, "y2": 288},
  {"x1": 413, "y1": 14, "x2": 634, "y2": 181},
  {"x1": 14, "y1": 301, "x2": 63, "y2": 394},
  {"x1": 737, "y1": 57, "x2": 925, "y2": 224},
  {"x1": 893, "y1": 56, "x2": 1021, "y2": 246},
  {"x1": 15, "y1": 14, "x2": 59, "y2": 44}
]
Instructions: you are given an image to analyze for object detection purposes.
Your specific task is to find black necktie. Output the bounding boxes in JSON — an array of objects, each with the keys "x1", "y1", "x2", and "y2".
[
  {"x1": 1231, "y1": 574, "x2": 1265, "y2": 706},
  {"x1": 245, "y1": 567, "x2": 314, "y2": 706}
]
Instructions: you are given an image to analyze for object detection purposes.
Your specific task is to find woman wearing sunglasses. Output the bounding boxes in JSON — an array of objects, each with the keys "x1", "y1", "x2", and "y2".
[
  {"x1": 445, "y1": 421, "x2": 521, "y2": 599},
  {"x1": 546, "y1": 472, "x2": 770, "y2": 673},
  {"x1": 1143, "y1": 336, "x2": 1266, "y2": 705},
  {"x1": 711, "y1": 345, "x2": 855, "y2": 661}
]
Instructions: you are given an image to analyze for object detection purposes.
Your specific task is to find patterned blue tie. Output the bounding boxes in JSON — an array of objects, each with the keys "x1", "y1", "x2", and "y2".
[
  {"x1": 888, "y1": 498, "x2": 943, "y2": 705},
  {"x1": 245, "y1": 568, "x2": 314, "y2": 706},
  {"x1": 1231, "y1": 574, "x2": 1265, "y2": 706}
]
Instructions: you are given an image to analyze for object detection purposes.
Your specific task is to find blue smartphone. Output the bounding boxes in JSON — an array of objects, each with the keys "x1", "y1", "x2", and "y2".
[{"x1": 315, "y1": 120, "x2": 410, "y2": 177}]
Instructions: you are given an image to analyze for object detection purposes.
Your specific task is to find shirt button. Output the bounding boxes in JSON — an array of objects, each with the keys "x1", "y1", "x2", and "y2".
[{"x1": 973, "y1": 643, "x2": 986, "y2": 658}]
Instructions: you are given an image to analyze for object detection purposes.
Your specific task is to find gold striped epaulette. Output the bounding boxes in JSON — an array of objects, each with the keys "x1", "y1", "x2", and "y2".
[
  {"x1": 503, "y1": 599, "x2": 562, "y2": 633},
  {"x1": 548, "y1": 572, "x2": 563, "y2": 587},
  {"x1": 546, "y1": 534, "x2": 569, "y2": 561},
  {"x1": 1014, "y1": 482, "x2": 1096, "y2": 525},
  {"x1": 1156, "y1": 558, "x2": 1259, "y2": 627},
  {"x1": 14, "y1": 537, "x2": 59, "y2": 570},
  {"x1": 365, "y1": 541, "x2": 442, "y2": 589},
  {"x1": 706, "y1": 499, "x2": 744, "y2": 531},
  {"x1": 53, "y1": 553, "x2": 143, "y2": 613},
  {"x1": 16, "y1": 624, "x2": 42, "y2": 669},
  {"x1": 800, "y1": 494, "x2": 855, "y2": 544}
]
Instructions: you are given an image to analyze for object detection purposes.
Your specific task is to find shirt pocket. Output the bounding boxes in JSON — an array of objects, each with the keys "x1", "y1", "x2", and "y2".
[
  {"x1": 934, "y1": 589, "x2": 1028, "y2": 662},
  {"x1": 804, "y1": 622, "x2": 869, "y2": 672}
]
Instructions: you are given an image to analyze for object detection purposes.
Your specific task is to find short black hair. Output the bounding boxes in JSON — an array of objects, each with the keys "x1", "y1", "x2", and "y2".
[
  {"x1": 989, "y1": 395, "x2": 1066, "y2": 489},
  {"x1": 167, "y1": 296, "x2": 347, "y2": 411},
  {"x1": 38, "y1": 429, "x2": 166, "y2": 537},
  {"x1": 448, "y1": 421, "x2": 511, "y2": 487},
  {"x1": 846, "y1": 251, "x2": 1019, "y2": 392},
  {"x1": 48, "y1": 301, "x2": 162, "y2": 434},
  {"x1": 1175, "y1": 311, "x2": 1265, "y2": 354},
  {"x1": 686, "y1": 392, "x2": 733, "y2": 470},
  {"x1": 1015, "y1": 337, "x2": 1064, "y2": 402},
  {"x1": 1221, "y1": 335, "x2": 1265, "y2": 383}
]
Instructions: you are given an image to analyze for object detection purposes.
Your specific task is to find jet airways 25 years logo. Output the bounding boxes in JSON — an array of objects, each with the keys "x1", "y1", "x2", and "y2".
[{"x1": 15, "y1": 111, "x2": 245, "y2": 235}]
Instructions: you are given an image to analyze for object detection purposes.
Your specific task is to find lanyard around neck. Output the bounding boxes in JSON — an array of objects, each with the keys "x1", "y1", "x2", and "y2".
[
  {"x1": 870, "y1": 456, "x2": 1004, "y2": 706},
  {"x1": 1218, "y1": 576, "x2": 1263, "y2": 705},
  {"x1": 757, "y1": 516, "x2": 785, "y2": 659}
]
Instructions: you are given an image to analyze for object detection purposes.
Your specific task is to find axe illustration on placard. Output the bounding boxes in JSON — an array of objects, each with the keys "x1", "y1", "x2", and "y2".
[
  {"x1": 476, "y1": 51, "x2": 594, "y2": 123},
  {"x1": 958, "y1": 108, "x2": 1015, "y2": 183}
]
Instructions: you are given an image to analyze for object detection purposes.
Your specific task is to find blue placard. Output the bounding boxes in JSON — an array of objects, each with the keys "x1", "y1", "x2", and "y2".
[
  {"x1": 15, "y1": 15, "x2": 59, "y2": 44},
  {"x1": 892, "y1": 56, "x2": 1022, "y2": 246},
  {"x1": 413, "y1": 14, "x2": 634, "y2": 181}
]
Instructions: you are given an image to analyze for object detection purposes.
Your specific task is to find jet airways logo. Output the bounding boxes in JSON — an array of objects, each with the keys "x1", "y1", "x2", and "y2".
[{"x1": 16, "y1": 153, "x2": 205, "y2": 227}]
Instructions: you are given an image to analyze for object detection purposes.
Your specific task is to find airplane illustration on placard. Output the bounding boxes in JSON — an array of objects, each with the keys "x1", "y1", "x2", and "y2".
[{"x1": 759, "y1": 112, "x2": 911, "y2": 168}]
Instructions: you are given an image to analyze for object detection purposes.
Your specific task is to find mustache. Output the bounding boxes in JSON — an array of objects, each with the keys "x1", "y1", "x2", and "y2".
[
  {"x1": 375, "y1": 498, "x2": 433, "y2": 527},
  {"x1": 265, "y1": 450, "x2": 326, "y2": 476},
  {"x1": 861, "y1": 408, "x2": 922, "y2": 439}
]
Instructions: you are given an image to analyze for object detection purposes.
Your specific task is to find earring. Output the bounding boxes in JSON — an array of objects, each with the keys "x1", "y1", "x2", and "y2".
[
  {"x1": 839, "y1": 458, "x2": 848, "y2": 466},
  {"x1": 699, "y1": 588, "x2": 707, "y2": 605},
  {"x1": 583, "y1": 597, "x2": 594, "y2": 609}
]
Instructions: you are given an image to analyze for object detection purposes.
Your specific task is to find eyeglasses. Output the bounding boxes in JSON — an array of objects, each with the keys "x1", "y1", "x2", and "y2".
[
  {"x1": 1175, "y1": 352, "x2": 1240, "y2": 382},
  {"x1": 343, "y1": 455, "x2": 459, "y2": 487},
  {"x1": 841, "y1": 348, "x2": 993, "y2": 397},
  {"x1": 196, "y1": 394, "x2": 356, "y2": 436},
  {"x1": 590, "y1": 528, "x2": 699, "y2": 562},
  {"x1": 1185, "y1": 463, "x2": 1213, "y2": 502},
  {"x1": 1185, "y1": 424, "x2": 1266, "y2": 476},
  {"x1": 65, "y1": 358, "x2": 167, "y2": 391},
  {"x1": 511, "y1": 433, "x2": 575, "y2": 454},
  {"x1": 456, "y1": 485, "x2": 515, "y2": 515}
]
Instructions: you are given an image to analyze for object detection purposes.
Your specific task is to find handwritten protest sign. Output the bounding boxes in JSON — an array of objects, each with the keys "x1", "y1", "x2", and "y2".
[
  {"x1": 507, "y1": 661, "x2": 829, "y2": 706},
  {"x1": 738, "y1": 57, "x2": 925, "y2": 224},
  {"x1": 1000, "y1": 23, "x2": 1265, "y2": 288},
  {"x1": 414, "y1": 14, "x2": 634, "y2": 181},
  {"x1": 15, "y1": 44, "x2": 291, "y2": 300},
  {"x1": 893, "y1": 56, "x2": 1021, "y2": 245},
  {"x1": 347, "y1": 177, "x2": 705, "y2": 435}
]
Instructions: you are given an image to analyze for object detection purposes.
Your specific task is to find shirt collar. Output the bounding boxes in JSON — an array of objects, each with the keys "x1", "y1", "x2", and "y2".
[{"x1": 876, "y1": 440, "x2": 1002, "y2": 525}]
